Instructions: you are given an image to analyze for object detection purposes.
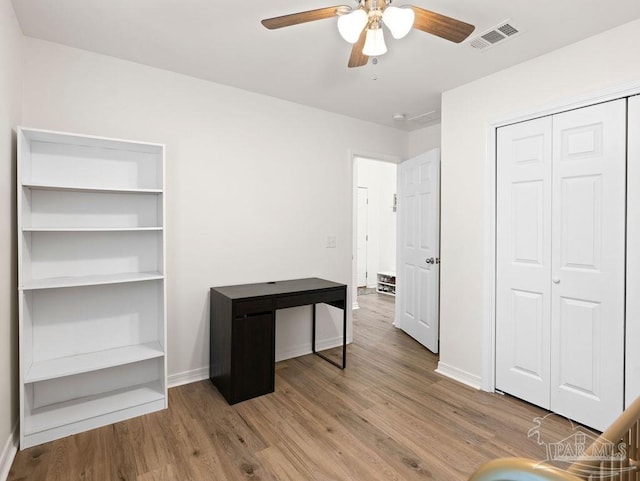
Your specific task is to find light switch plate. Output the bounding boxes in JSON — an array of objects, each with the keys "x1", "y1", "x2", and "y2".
[{"x1": 326, "y1": 236, "x2": 337, "y2": 248}]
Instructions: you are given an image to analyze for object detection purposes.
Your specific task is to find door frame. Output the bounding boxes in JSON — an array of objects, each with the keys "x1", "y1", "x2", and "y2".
[
  {"x1": 350, "y1": 150, "x2": 401, "y2": 310},
  {"x1": 356, "y1": 186, "x2": 369, "y2": 288},
  {"x1": 482, "y1": 80, "x2": 640, "y2": 393}
]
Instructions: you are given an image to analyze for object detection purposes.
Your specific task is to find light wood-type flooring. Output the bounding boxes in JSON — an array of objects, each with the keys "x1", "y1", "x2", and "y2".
[{"x1": 9, "y1": 293, "x2": 573, "y2": 481}]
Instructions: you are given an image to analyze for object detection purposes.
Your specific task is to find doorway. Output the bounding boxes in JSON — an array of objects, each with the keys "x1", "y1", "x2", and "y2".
[
  {"x1": 353, "y1": 157, "x2": 398, "y2": 302},
  {"x1": 352, "y1": 151, "x2": 442, "y2": 355}
]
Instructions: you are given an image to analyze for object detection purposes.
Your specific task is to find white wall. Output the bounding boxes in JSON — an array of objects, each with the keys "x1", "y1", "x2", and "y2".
[
  {"x1": 408, "y1": 123, "x2": 441, "y2": 158},
  {"x1": 439, "y1": 18, "x2": 640, "y2": 387},
  {"x1": 0, "y1": 0, "x2": 22, "y2": 475},
  {"x1": 20, "y1": 37, "x2": 408, "y2": 380},
  {"x1": 356, "y1": 158, "x2": 397, "y2": 287}
]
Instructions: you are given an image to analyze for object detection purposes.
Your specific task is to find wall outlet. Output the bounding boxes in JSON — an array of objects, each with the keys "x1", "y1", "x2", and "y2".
[{"x1": 326, "y1": 236, "x2": 337, "y2": 248}]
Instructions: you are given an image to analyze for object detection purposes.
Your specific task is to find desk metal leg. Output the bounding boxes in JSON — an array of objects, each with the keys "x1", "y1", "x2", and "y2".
[
  {"x1": 312, "y1": 304, "x2": 316, "y2": 354},
  {"x1": 312, "y1": 303, "x2": 346, "y2": 369},
  {"x1": 342, "y1": 303, "x2": 347, "y2": 368}
]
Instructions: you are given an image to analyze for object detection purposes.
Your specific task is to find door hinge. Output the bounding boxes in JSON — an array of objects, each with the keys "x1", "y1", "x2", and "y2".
[{"x1": 366, "y1": 234, "x2": 368, "y2": 241}]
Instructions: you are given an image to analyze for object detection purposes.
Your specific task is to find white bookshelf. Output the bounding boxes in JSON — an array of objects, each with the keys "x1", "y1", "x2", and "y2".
[{"x1": 18, "y1": 127, "x2": 167, "y2": 449}]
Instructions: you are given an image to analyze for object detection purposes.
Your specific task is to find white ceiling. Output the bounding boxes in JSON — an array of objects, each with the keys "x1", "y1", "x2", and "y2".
[{"x1": 11, "y1": 0, "x2": 640, "y2": 131}]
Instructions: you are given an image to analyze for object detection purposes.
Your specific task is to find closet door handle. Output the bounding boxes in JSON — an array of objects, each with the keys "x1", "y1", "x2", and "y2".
[
  {"x1": 552, "y1": 278, "x2": 560, "y2": 284},
  {"x1": 425, "y1": 257, "x2": 435, "y2": 264}
]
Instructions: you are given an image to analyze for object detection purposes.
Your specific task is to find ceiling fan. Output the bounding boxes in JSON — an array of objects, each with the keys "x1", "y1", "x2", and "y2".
[{"x1": 261, "y1": 0, "x2": 475, "y2": 68}]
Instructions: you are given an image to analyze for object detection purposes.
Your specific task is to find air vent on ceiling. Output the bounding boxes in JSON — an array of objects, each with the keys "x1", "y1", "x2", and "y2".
[
  {"x1": 468, "y1": 20, "x2": 521, "y2": 51},
  {"x1": 407, "y1": 111, "x2": 439, "y2": 124}
]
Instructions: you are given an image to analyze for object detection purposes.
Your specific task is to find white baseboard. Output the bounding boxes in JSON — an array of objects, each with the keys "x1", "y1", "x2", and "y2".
[
  {"x1": 167, "y1": 336, "x2": 349, "y2": 387},
  {"x1": 0, "y1": 423, "x2": 18, "y2": 481},
  {"x1": 435, "y1": 361, "x2": 482, "y2": 390},
  {"x1": 352, "y1": 301, "x2": 360, "y2": 310},
  {"x1": 167, "y1": 367, "x2": 209, "y2": 388}
]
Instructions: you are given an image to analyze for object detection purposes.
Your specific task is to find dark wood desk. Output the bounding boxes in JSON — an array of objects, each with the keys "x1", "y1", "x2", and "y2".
[{"x1": 209, "y1": 277, "x2": 347, "y2": 404}]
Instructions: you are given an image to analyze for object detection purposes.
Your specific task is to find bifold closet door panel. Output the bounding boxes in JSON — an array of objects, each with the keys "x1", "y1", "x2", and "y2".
[
  {"x1": 550, "y1": 99, "x2": 626, "y2": 431},
  {"x1": 496, "y1": 116, "x2": 553, "y2": 408},
  {"x1": 626, "y1": 95, "x2": 640, "y2": 408}
]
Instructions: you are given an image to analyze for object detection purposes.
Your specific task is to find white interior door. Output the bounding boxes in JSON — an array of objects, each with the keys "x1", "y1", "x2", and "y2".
[
  {"x1": 396, "y1": 150, "x2": 440, "y2": 353},
  {"x1": 496, "y1": 99, "x2": 626, "y2": 431},
  {"x1": 356, "y1": 187, "x2": 368, "y2": 287},
  {"x1": 496, "y1": 116, "x2": 553, "y2": 409},
  {"x1": 550, "y1": 99, "x2": 626, "y2": 431}
]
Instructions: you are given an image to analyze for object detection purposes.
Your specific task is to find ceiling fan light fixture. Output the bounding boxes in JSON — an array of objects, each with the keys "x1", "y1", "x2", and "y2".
[
  {"x1": 382, "y1": 6, "x2": 415, "y2": 39},
  {"x1": 363, "y1": 25, "x2": 387, "y2": 56},
  {"x1": 337, "y1": 9, "x2": 368, "y2": 44}
]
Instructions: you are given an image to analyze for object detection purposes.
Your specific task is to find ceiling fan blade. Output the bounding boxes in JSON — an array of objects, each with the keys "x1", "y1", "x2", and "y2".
[
  {"x1": 262, "y1": 6, "x2": 350, "y2": 30},
  {"x1": 411, "y1": 7, "x2": 475, "y2": 43},
  {"x1": 348, "y1": 28, "x2": 369, "y2": 68}
]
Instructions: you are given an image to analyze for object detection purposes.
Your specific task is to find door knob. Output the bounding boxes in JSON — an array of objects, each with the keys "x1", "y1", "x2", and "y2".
[
  {"x1": 425, "y1": 258, "x2": 435, "y2": 264},
  {"x1": 553, "y1": 277, "x2": 560, "y2": 284}
]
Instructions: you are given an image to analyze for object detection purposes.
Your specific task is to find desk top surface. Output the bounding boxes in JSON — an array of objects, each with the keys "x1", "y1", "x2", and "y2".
[{"x1": 211, "y1": 277, "x2": 346, "y2": 300}]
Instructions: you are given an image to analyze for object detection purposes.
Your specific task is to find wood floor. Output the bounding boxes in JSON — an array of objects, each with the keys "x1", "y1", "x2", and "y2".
[{"x1": 9, "y1": 294, "x2": 570, "y2": 481}]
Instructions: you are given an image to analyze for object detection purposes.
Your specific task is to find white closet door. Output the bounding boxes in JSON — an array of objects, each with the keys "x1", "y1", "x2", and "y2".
[
  {"x1": 496, "y1": 117, "x2": 553, "y2": 408},
  {"x1": 550, "y1": 99, "x2": 626, "y2": 431}
]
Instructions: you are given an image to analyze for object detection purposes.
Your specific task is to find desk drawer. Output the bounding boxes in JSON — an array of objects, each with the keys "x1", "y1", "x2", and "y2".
[
  {"x1": 275, "y1": 289, "x2": 344, "y2": 310},
  {"x1": 234, "y1": 298, "x2": 273, "y2": 317}
]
